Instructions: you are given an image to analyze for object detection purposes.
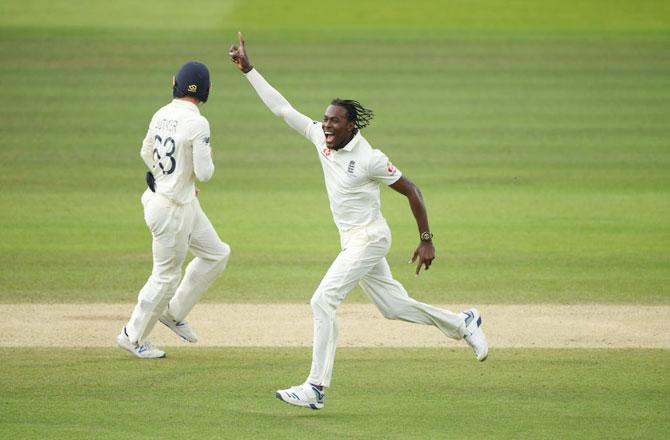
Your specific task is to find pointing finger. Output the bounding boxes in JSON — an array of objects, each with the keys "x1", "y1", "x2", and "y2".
[{"x1": 238, "y1": 31, "x2": 245, "y2": 46}]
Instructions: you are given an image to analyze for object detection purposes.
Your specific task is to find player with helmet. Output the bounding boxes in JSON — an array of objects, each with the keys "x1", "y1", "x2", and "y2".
[{"x1": 117, "y1": 61, "x2": 231, "y2": 358}]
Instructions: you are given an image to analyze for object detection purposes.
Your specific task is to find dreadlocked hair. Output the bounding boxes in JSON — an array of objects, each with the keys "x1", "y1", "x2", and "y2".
[{"x1": 331, "y1": 98, "x2": 374, "y2": 132}]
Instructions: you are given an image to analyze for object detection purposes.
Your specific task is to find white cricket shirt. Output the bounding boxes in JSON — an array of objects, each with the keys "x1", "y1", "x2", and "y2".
[
  {"x1": 246, "y1": 69, "x2": 402, "y2": 231},
  {"x1": 140, "y1": 99, "x2": 214, "y2": 205}
]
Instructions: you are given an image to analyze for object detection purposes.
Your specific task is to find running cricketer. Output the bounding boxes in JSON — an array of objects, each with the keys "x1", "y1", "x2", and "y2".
[
  {"x1": 117, "y1": 61, "x2": 231, "y2": 358},
  {"x1": 229, "y1": 33, "x2": 488, "y2": 409}
]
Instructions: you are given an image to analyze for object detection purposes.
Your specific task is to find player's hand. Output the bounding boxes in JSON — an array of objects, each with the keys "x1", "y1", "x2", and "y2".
[
  {"x1": 145, "y1": 171, "x2": 156, "y2": 192},
  {"x1": 410, "y1": 241, "x2": 435, "y2": 276},
  {"x1": 229, "y1": 32, "x2": 253, "y2": 73}
]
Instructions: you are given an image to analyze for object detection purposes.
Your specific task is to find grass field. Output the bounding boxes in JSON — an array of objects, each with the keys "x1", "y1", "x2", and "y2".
[
  {"x1": 2, "y1": 348, "x2": 669, "y2": 439},
  {"x1": 1, "y1": 0, "x2": 668, "y2": 304},
  {"x1": 0, "y1": 1, "x2": 668, "y2": 438}
]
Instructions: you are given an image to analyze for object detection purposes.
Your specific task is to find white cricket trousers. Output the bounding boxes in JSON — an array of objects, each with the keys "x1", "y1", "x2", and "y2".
[
  {"x1": 125, "y1": 190, "x2": 231, "y2": 344},
  {"x1": 307, "y1": 217, "x2": 466, "y2": 387}
]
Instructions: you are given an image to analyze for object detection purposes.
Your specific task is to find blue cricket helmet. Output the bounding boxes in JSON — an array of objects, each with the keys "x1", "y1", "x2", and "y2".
[{"x1": 173, "y1": 61, "x2": 211, "y2": 102}]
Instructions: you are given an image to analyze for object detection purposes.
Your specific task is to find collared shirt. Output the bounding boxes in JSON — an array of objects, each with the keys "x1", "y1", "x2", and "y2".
[
  {"x1": 245, "y1": 68, "x2": 401, "y2": 231},
  {"x1": 140, "y1": 99, "x2": 214, "y2": 204},
  {"x1": 303, "y1": 125, "x2": 401, "y2": 231}
]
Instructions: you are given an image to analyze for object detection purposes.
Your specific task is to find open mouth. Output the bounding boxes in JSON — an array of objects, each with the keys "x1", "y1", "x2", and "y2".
[{"x1": 324, "y1": 131, "x2": 335, "y2": 145}]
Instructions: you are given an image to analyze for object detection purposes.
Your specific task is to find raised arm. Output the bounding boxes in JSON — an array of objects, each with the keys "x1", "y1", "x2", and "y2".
[
  {"x1": 229, "y1": 32, "x2": 314, "y2": 137},
  {"x1": 389, "y1": 175, "x2": 436, "y2": 276}
]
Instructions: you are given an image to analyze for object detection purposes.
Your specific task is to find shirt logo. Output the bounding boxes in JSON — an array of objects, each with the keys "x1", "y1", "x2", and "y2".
[
  {"x1": 387, "y1": 162, "x2": 396, "y2": 174},
  {"x1": 347, "y1": 160, "x2": 356, "y2": 174},
  {"x1": 321, "y1": 147, "x2": 332, "y2": 158},
  {"x1": 204, "y1": 137, "x2": 210, "y2": 144}
]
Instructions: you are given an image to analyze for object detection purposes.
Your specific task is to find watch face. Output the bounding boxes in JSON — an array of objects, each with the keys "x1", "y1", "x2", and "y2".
[{"x1": 421, "y1": 232, "x2": 433, "y2": 241}]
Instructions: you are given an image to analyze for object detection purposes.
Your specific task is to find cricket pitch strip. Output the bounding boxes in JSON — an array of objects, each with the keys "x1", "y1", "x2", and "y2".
[{"x1": 1, "y1": 303, "x2": 668, "y2": 348}]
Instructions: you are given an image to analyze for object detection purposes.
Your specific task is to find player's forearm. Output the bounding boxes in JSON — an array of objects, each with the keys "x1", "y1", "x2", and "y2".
[
  {"x1": 245, "y1": 68, "x2": 292, "y2": 116},
  {"x1": 407, "y1": 186, "x2": 431, "y2": 235},
  {"x1": 140, "y1": 146, "x2": 154, "y2": 171},
  {"x1": 193, "y1": 146, "x2": 215, "y2": 182},
  {"x1": 245, "y1": 68, "x2": 312, "y2": 133}
]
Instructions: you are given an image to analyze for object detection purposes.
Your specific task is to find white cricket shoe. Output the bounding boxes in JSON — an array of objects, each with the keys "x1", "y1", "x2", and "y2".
[
  {"x1": 159, "y1": 316, "x2": 198, "y2": 343},
  {"x1": 116, "y1": 328, "x2": 166, "y2": 359},
  {"x1": 462, "y1": 308, "x2": 489, "y2": 361},
  {"x1": 276, "y1": 382, "x2": 325, "y2": 410}
]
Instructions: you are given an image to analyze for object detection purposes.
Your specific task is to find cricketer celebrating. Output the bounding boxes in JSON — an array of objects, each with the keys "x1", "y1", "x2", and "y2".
[
  {"x1": 117, "y1": 61, "x2": 231, "y2": 359},
  {"x1": 229, "y1": 33, "x2": 488, "y2": 409}
]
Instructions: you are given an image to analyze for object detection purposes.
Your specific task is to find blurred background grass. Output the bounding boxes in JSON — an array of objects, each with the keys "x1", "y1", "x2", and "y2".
[{"x1": 0, "y1": 0, "x2": 668, "y2": 303}]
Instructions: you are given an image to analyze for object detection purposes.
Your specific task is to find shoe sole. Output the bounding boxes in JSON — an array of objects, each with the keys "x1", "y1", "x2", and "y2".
[
  {"x1": 275, "y1": 392, "x2": 323, "y2": 410},
  {"x1": 159, "y1": 317, "x2": 198, "y2": 343}
]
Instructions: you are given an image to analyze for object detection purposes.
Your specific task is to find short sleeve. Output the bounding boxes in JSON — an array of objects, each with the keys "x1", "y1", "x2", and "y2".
[{"x1": 368, "y1": 149, "x2": 402, "y2": 185}]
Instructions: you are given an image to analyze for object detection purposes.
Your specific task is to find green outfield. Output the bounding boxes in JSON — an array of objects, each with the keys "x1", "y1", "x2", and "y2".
[
  {"x1": 1, "y1": 0, "x2": 668, "y2": 304},
  {"x1": 0, "y1": 1, "x2": 668, "y2": 439},
  {"x1": 2, "y1": 348, "x2": 669, "y2": 440}
]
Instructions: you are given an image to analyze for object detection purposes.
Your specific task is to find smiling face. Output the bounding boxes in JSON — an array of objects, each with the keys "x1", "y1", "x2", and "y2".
[{"x1": 322, "y1": 104, "x2": 355, "y2": 150}]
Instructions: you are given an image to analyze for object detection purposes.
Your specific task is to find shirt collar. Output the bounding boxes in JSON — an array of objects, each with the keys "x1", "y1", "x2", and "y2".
[
  {"x1": 172, "y1": 98, "x2": 200, "y2": 113},
  {"x1": 340, "y1": 131, "x2": 361, "y2": 152}
]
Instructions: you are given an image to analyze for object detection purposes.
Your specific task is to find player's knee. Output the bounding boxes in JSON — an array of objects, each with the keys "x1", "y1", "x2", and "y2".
[
  {"x1": 310, "y1": 292, "x2": 324, "y2": 311},
  {"x1": 152, "y1": 271, "x2": 180, "y2": 286},
  {"x1": 209, "y1": 242, "x2": 231, "y2": 272},
  {"x1": 148, "y1": 273, "x2": 180, "y2": 296},
  {"x1": 219, "y1": 242, "x2": 231, "y2": 261},
  {"x1": 310, "y1": 290, "x2": 335, "y2": 317}
]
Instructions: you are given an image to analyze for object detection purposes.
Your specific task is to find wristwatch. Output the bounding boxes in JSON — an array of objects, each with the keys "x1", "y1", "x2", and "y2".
[{"x1": 420, "y1": 231, "x2": 433, "y2": 242}]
